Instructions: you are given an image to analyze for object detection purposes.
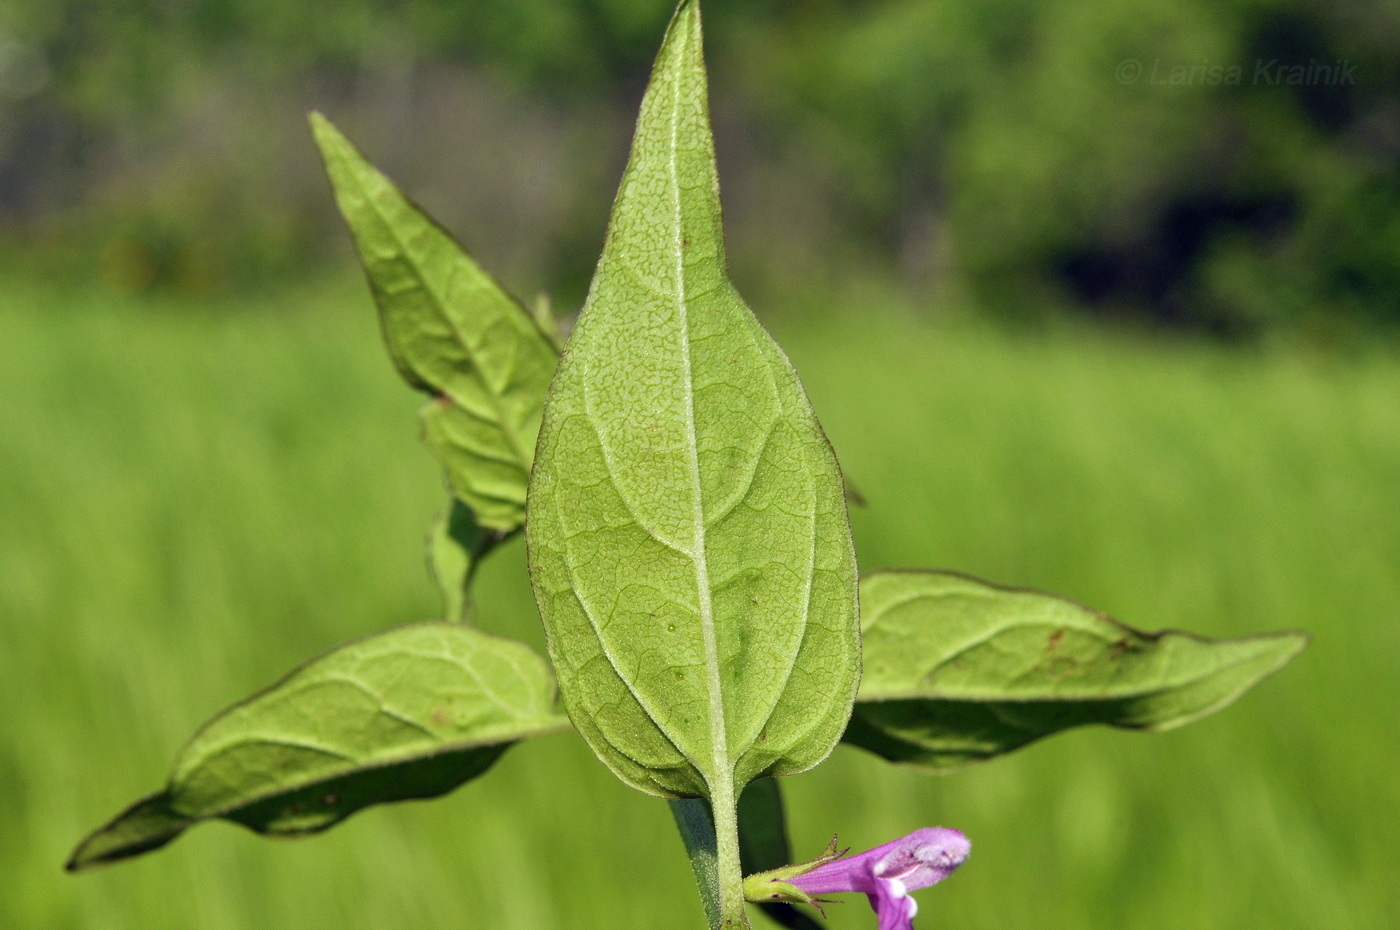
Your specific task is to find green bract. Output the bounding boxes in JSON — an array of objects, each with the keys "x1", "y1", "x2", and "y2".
[
  {"x1": 845, "y1": 571, "x2": 1309, "y2": 772},
  {"x1": 68, "y1": 623, "x2": 566, "y2": 871}
]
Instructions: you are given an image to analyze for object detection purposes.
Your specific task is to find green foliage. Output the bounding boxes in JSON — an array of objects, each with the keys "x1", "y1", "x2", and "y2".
[
  {"x1": 747, "y1": 0, "x2": 1400, "y2": 333},
  {"x1": 735, "y1": 779, "x2": 793, "y2": 876},
  {"x1": 7, "y1": 0, "x2": 1400, "y2": 333},
  {"x1": 526, "y1": 2, "x2": 858, "y2": 804},
  {"x1": 68, "y1": 623, "x2": 566, "y2": 871},
  {"x1": 668, "y1": 780, "x2": 823, "y2": 930},
  {"x1": 845, "y1": 571, "x2": 1308, "y2": 772},
  {"x1": 311, "y1": 113, "x2": 557, "y2": 532},
  {"x1": 669, "y1": 797, "x2": 723, "y2": 928}
]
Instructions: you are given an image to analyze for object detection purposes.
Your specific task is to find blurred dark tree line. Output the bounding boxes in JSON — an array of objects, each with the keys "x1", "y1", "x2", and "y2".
[{"x1": 2, "y1": 0, "x2": 1398, "y2": 335}]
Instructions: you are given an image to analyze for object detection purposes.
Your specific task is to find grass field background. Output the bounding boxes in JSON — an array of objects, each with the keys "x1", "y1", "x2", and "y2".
[{"x1": 2, "y1": 274, "x2": 1397, "y2": 928}]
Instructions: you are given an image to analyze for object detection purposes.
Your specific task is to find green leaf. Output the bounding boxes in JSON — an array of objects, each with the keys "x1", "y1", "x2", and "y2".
[
  {"x1": 64, "y1": 793, "x2": 188, "y2": 870},
  {"x1": 526, "y1": 0, "x2": 859, "y2": 802},
  {"x1": 845, "y1": 570, "x2": 1309, "y2": 773},
  {"x1": 428, "y1": 498, "x2": 512, "y2": 623},
  {"x1": 736, "y1": 778, "x2": 792, "y2": 876},
  {"x1": 68, "y1": 623, "x2": 568, "y2": 871},
  {"x1": 738, "y1": 780, "x2": 823, "y2": 930},
  {"x1": 311, "y1": 113, "x2": 559, "y2": 531}
]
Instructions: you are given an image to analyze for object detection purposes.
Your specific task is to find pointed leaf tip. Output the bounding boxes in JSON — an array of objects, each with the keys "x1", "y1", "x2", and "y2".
[
  {"x1": 845, "y1": 570, "x2": 1309, "y2": 772},
  {"x1": 527, "y1": 0, "x2": 859, "y2": 801},
  {"x1": 310, "y1": 112, "x2": 558, "y2": 531},
  {"x1": 66, "y1": 793, "x2": 190, "y2": 872}
]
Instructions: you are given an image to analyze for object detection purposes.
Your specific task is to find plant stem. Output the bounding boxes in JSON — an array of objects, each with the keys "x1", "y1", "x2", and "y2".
[
  {"x1": 709, "y1": 779, "x2": 750, "y2": 929},
  {"x1": 669, "y1": 785, "x2": 751, "y2": 929}
]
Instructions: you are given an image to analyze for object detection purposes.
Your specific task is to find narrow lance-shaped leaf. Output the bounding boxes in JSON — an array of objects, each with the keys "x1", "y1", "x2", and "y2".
[
  {"x1": 312, "y1": 114, "x2": 871, "y2": 543},
  {"x1": 428, "y1": 498, "x2": 508, "y2": 623},
  {"x1": 526, "y1": 0, "x2": 859, "y2": 802},
  {"x1": 68, "y1": 623, "x2": 568, "y2": 871},
  {"x1": 311, "y1": 113, "x2": 559, "y2": 532},
  {"x1": 844, "y1": 570, "x2": 1309, "y2": 773}
]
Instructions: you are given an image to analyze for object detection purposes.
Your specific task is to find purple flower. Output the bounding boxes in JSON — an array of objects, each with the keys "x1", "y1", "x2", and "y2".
[{"x1": 745, "y1": 828, "x2": 970, "y2": 930}]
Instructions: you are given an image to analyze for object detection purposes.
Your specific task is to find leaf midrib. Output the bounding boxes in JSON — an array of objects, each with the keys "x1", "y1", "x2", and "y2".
[
  {"x1": 862, "y1": 593, "x2": 1299, "y2": 701},
  {"x1": 358, "y1": 172, "x2": 534, "y2": 471},
  {"x1": 667, "y1": 55, "x2": 731, "y2": 791},
  {"x1": 857, "y1": 642, "x2": 1295, "y2": 704},
  {"x1": 171, "y1": 713, "x2": 572, "y2": 820}
]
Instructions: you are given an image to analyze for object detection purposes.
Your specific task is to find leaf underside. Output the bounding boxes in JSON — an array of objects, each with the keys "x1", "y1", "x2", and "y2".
[
  {"x1": 845, "y1": 570, "x2": 1309, "y2": 772},
  {"x1": 311, "y1": 113, "x2": 558, "y2": 533},
  {"x1": 68, "y1": 623, "x2": 565, "y2": 870},
  {"x1": 526, "y1": 0, "x2": 859, "y2": 801}
]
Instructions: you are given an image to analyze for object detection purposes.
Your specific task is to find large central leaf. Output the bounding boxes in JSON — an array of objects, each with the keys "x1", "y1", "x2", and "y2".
[{"x1": 526, "y1": 0, "x2": 859, "y2": 800}]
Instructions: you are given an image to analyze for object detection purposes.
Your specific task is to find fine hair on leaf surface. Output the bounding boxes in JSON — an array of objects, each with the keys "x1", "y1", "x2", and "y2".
[{"x1": 526, "y1": 3, "x2": 859, "y2": 925}]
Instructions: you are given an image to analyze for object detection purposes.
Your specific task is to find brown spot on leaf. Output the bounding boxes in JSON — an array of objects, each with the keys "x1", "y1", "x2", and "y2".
[
  {"x1": 1046, "y1": 628, "x2": 1066, "y2": 652},
  {"x1": 1046, "y1": 656, "x2": 1079, "y2": 682}
]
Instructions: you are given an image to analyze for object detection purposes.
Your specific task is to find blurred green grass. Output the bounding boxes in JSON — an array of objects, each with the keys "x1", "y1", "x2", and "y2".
[{"x1": 2, "y1": 275, "x2": 1397, "y2": 928}]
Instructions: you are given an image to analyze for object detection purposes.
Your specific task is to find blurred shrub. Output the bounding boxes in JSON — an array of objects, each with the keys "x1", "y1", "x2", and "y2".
[
  {"x1": 741, "y1": 0, "x2": 1400, "y2": 335},
  {"x1": 1, "y1": 0, "x2": 1398, "y2": 335}
]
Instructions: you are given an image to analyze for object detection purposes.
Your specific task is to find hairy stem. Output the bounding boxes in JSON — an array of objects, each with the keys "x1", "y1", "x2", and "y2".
[
  {"x1": 670, "y1": 788, "x2": 751, "y2": 929},
  {"x1": 711, "y1": 780, "x2": 750, "y2": 928}
]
